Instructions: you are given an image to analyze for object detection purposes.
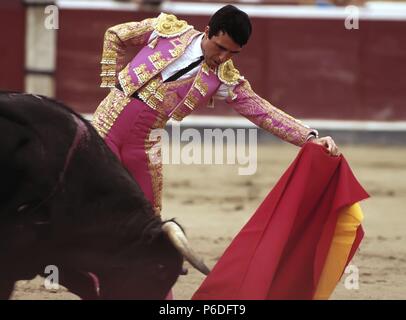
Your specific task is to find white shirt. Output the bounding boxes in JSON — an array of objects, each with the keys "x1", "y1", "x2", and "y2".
[{"x1": 148, "y1": 31, "x2": 235, "y2": 100}]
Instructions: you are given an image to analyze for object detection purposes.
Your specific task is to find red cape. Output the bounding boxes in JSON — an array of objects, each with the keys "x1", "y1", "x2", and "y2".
[{"x1": 192, "y1": 143, "x2": 369, "y2": 300}]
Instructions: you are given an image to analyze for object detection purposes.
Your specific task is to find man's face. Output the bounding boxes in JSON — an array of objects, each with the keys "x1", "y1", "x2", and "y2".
[{"x1": 201, "y1": 26, "x2": 242, "y2": 69}]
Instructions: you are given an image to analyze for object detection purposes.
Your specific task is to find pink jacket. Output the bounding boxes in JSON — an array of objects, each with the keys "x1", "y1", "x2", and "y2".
[{"x1": 99, "y1": 13, "x2": 317, "y2": 146}]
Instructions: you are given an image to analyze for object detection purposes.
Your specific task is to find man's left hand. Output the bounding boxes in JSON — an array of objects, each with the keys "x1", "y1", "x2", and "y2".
[{"x1": 308, "y1": 136, "x2": 340, "y2": 156}]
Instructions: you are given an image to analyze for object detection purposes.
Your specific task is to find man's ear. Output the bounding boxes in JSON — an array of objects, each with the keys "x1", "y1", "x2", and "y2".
[{"x1": 204, "y1": 26, "x2": 210, "y2": 38}]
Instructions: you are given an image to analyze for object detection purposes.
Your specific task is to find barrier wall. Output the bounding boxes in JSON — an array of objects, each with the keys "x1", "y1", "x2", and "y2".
[
  {"x1": 0, "y1": 0, "x2": 26, "y2": 92},
  {"x1": 51, "y1": 1, "x2": 406, "y2": 120}
]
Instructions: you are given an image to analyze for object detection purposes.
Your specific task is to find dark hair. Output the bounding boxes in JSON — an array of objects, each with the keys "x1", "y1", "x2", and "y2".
[{"x1": 208, "y1": 5, "x2": 252, "y2": 47}]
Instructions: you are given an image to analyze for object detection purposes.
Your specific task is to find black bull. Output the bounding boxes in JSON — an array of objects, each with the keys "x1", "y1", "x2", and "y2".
[{"x1": 0, "y1": 92, "x2": 201, "y2": 299}]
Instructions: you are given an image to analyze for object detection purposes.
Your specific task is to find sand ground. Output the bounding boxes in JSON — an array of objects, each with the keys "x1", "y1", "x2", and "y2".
[{"x1": 10, "y1": 143, "x2": 406, "y2": 300}]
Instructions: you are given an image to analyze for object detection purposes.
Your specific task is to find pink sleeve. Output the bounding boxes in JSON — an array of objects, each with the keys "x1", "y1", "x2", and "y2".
[
  {"x1": 100, "y1": 18, "x2": 156, "y2": 88},
  {"x1": 228, "y1": 80, "x2": 318, "y2": 147}
]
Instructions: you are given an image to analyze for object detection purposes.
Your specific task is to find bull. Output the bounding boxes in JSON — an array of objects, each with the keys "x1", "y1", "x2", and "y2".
[{"x1": 0, "y1": 91, "x2": 209, "y2": 300}]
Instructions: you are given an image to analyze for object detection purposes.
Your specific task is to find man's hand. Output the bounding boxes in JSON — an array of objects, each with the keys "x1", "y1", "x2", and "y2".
[{"x1": 308, "y1": 136, "x2": 340, "y2": 156}]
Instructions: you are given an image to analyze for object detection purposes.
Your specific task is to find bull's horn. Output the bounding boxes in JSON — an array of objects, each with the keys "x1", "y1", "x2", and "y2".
[{"x1": 162, "y1": 221, "x2": 210, "y2": 276}]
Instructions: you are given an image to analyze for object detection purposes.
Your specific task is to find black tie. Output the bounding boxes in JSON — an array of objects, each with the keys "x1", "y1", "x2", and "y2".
[
  {"x1": 115, "y1": 56, "x2": 205, "y2": 99},
  {"x1": 164, "y1": 56, "x2": 204, "y2": 83}
]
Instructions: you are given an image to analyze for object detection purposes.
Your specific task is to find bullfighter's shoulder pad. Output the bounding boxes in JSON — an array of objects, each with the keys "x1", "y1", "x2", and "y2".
[
  {"x1": 154, "y1": 13, "x2": 193, "y2": 38},
  {"x1": 218, "y1": 59, "x2": 243, "y2": 86}
]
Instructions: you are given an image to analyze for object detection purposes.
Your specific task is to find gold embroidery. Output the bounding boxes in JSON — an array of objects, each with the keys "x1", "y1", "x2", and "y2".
[
  {"x1": 147, "y1": 95, "x2": 160, "y2": 110},
  {"x1": 194, "y1": 77, "x2": 208, "y2": 96},
  {"x1": 154, "y1": 13, "x2": 192, "y2": 38},
  {"x1": 138, "y1": 78, "x2": 159, "y2": 103},
  {"x1": 218, "y1": 59, "x2": 242, "y2": 86},
  {"x1": 116, "y1": 19, "x2": 156, "y2": 42},
  {"x1": 138, "y1": 88, "x2": 152, "y2": 103},
  {"x1": 154, "y1": 86, "x2": 167, "y2": 102},
  {"x1": 147, "y1": 78, "x2": 160, "y2": 90},
  {"x1": 101, "y1": 64, "x2": 116, "y2": 76},
  {"x1": 118, "y1": 65, "x2": 137, "y2": 95},
  {"x1": 144, "y1": 113, "x2": 168, "y2": 216},
  {"x1": 148, "y1": 51, "x2": 167, "y2": 70},
  {"x1": 133, "y1": 63, "x2": 151, "y2": 85},
  {"x1": 184, "y1": 92, "x2": 199, "y2": 110},
  {"x1": 201, "y1": 63, "x2": 210, "y2": 75},
  {"x1": 92, "y1": 88, "x2": 131, "y2": 138},
  {"x1": 100, "y1": 50, "x2": 116, "y2": 65},
  {"x1": 121, "y1": 29, "x2": 199, "y2": 93},
  {"x1": 100, "y1": 18, "x2": 156, "y2": 88},
  {"x1": 100, "y1": 77, "x2": 116, "y2": 88},
  {"x1": 100, "y1": 52, "x2": 118, "y2": 87},
  {"x1": 137, "y1": 77, "x2": 168, "y2": 110},
  {"x1": 169, "y1": 46, "x2": 183, "y2": 58},
  {"x1": 168, "y1": 38, "x2": 186, "y2": 58}
]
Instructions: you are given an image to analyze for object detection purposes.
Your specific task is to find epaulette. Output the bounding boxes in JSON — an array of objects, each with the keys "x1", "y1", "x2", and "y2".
[
  {"x1": 217, "y1": 59, "x2": 243, "y2": 86},
  {"x1": 154, "y1": 13, "x2": 193, "y2": 38}
]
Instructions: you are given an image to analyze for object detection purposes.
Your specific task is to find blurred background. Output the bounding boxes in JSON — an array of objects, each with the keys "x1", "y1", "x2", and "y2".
[
  {"x1": 1, "y1": 0, "x2": 406, "y2": 299},
  {"x1": 1, "y1": 0, "x2": 406, "y2": 143}
]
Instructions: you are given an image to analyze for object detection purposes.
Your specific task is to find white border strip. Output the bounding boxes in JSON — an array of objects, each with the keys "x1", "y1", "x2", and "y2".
[
  {"x1": 56, "y1": 1, "x2": 406, "y2": 21},
  {"x1": 161, "y1": 2, "x2": 406, "y2": 21},
  {"x1": 82, "y1": 114, "x2": 406, "y2": 132}
]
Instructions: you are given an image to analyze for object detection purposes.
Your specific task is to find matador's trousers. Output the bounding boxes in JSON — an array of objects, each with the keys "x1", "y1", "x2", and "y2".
[
  {"x1": 94, "y1": 88, "x2": 172, "y2": 299},
  {"x1": 96, "y1": 88, "x2": 168, "y2": 216}
]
